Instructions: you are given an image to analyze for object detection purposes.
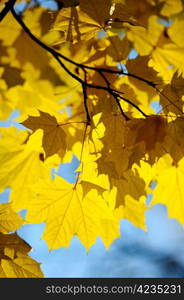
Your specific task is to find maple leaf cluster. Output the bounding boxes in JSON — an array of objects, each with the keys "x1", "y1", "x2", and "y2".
[{"x1": 0, "y1": 0, "x2": 184, "y2": 277}]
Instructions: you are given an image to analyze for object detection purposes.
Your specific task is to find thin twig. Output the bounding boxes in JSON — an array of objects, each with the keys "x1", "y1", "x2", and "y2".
[
  {"x1": 11, "y1": 6, "x2": 148, "y2": 119},
  {"x1": 10, "y1": 5, "x2": 158, "y2": 90},
  {"x1": 98, "y1": 70, "x2": 148, "y2": 119},
  {"x1": 0, "y1": 0, "x2": 16, "y2": 22},
  {"x1": 98, "y1": 70, "x2": 130, "y2": 120},
  {"x1": 117, "y1": 93, "x2": 148, "y2": 118},
  {"x1": 10, "y1": 8, "x2": 131, "y2": 92},
  {"x1": 82, "y1": 70, "x2": 91, "y2": 124}
]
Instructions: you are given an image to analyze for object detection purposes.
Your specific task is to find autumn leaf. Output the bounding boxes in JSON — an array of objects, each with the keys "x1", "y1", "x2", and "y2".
[
  {"x1": 22, "y1": 110, "x2": 67, "y2": 159},
  {"x1": 54, "y1": 0, "x2": 111, "y2": 43},
  {"x1": 0, "y1": 12, "x2": 21, "y2": 46},
  {"x1": 127, "y1": 15, "x2": 164, "y2": 56},
  {"x1": 0, "y1": 233, "x2": 43, "y2": 278},
  {"x1": 1, "y1": 0, "x2": 184, "y2": 278},
  {"x1": 168, "y1": 14, "x2": 184, "y2": 48},
  {"x1": 53, "y1": 6, "x2": 104, "y2": 44},
  {"x1": 152, "y1": 154, "x2": 184, "y2": 225},
  {"x1": 128, "y1": 115, "x2": 167, "y2": 162},
  {"x1": 26, "y1": 175, "x2": 114, "y2": 250},
  {"x1": 53, "y1": 0, "x2": 137, "y2": 44},
  {"x1": 0, "y1": 203, "x2": 24, "y2": 234},
  {"x1": 159, "y1": 0, "x2": 183, "y2": 17},
  {"x1": 0, "y1": 129, "x2": 47, "y2": 211},
  {"x1": 159, "y1": 72, "x2": 184, "y2": 115}
]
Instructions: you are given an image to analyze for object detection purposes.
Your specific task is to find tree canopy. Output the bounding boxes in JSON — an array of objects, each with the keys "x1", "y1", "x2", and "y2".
[{"x1": 0, "y1": 0, "x2": 184, "y2": 277}]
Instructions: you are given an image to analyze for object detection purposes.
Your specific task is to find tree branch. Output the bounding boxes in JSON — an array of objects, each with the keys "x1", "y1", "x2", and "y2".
[
  {"x1": 98, "y1": 70, "x2": 130, "y2": 120},
  {"x1": 0, "y1": 0, "x2": 16, "y2": 22},
  {"x1": 116, "y1": 93, "x2": 148, "y2": 118},
  {"x1": 10, "y1": 5, "x2": 157, "y2": 90},
  {"x1": 10, "y1": 7, "x2": 120, "y2": 92},
  {"x1": 82, "y1": 70, "x2": 91, "y2": 124},
  {"x1": 11, "y1": 6, "x2": 148, "y2": 120}
]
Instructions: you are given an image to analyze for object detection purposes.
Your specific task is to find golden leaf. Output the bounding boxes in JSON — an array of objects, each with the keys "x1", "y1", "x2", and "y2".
[
  {"x1": 26, "y1": 175, "x2": 113, "y2": 250},
  {"x1": 0, "y1": 204, "x2": 23, "y2": 234},
  {"x1": 22, "y1": 110, "x2": 67, "y2": 159},
  {"x1": 0, "y1": 233, "x2": 43, "y2": 278},
  {"x1": 152, "y1": 154, "x2": 184, "y2": 225}
]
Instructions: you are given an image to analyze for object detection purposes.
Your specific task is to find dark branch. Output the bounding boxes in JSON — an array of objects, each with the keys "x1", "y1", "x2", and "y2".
[
  {"x1": 116, "y1": 94, "x2": 148, "y2": 118},
  {"x1": 10, "y1": 8, "x2": 122, "y2": 92},
  {"x1": 11, "y1": 6, "x2": 85, "y2": 85},
  {"x1": 98, "y1": 70, "x2": 148, "y2": 118},
  {"x1": 9, "y1": 5, "x2": 157, "y2": 90},
  {"x1": 113, "y1": 94, "x2": 130, "y2": 120},
  {"x1": 0, "y1": 0, "x2": 16, "y2": 22},
  {"x1": 82, "y1": 71, "x2": 91, "y2": 124},
  {"x1": 11, "y1": 6, "x2": 148, "y2": 119},
  {"x1": 98, "y1": 70, "x2": 130, "y2": 120}
]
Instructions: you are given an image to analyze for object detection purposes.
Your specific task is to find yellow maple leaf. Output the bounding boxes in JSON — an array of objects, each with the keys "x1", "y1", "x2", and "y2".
[
  {"x1": 150, "y1": 43, "x2": 184, "y2": 80},
  {"x1": 0, "y1": 76, "x2": 14, "y2": 120},
  {"x1": 100, "y1": 188, "x2": 123, "y2": 249},
  {"x1": 127, "y1": 15, "x2": 164, "y2": 56},
  {"x1": 53, "y1": 0, "x2": 134, "y2": 44},
  {"x1": 7, "y1": 80, "x2": 62, "y2": 116},
  {"x1": 124, "y1": 197, "x2": 147, "y2": 231},
  {"x1": 13, "y1": 31, "x2": 49, "y2": 75},
  {"x1": 74, "y1": 129, "x2": 110, "y2": 190},
  {"x1": 106, "y1": 36, "x2": 131, "y2": 64},
  {"x1": 94, "y1": 112, "x2": 142, "y2": 176},
  {"x1": 77, "y1": 150, "x2": 110, "y2": 191},
  {"x1": 0, "y1": 13, "x2": 21, "y2": 46},
  {"x1": 112, "y1": 170, "x2": 147, "y2": 211},
  {"x1": 0, "y1": 127, "x2": 28, "y2": 151},
  {"x1": 53, "y1": 6, "x2": 103, "y2": 44},
  {"x1": 0, "y1": 129, "x2": 47, "y2": 211},
  {"x1": 22, "y1": 110, "x2": 67, "y2": 159},
  {"x1": 115, "y1": 76, "x2": 155, "y2": 117},
  {"x1": 131, "y1": 115, "x2": 167, "y2": 151},
  {"x1": 126, "y1": 55, "x2": 163, "y2": 93},
  {"x1": 159, "y1": 0, "x2": 183, "y2": 17},
  {"x1": 0, "y1": 253, "x2": 43, "y2": 278},
  {"x1": 80, "y1": 0, "x2": 112, "y2": 26},
  {"x1": 168, "y1": 15, "x2": 184, "y2": 48},
  {"x1": 121, "y1": 115, "x2": 167, "y2": 165},
  {"x1": 152, "y1": 154, "x2": 184, "y2": 225},
  {"x1": 134, "y1": 159, "x2": 157, "y2": 193},
  {"x1": 164, "y1": 118, "x2": 184, "y2": 164},
  {"x1": 159, "y1": 73, "x2": 184, "y2": 115},
  {"x1": 26, "y1": 175, "x2": 113, "y2": 250},
  {"x1": 0, "y1": 233, "x2": 43, "y2": 278},
  {"x1": 103, "y1": 175, "x2": 147, "y2": 231},
  {"x1": 0, "y1": 203, "x2": 23, "y2": 234},
  {"x1": 111, "y1": 0, "x2": 159, "y2": 27}
]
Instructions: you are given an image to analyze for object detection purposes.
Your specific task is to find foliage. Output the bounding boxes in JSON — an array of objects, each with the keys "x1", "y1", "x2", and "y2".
[{"x1": 0, "y1": 0, "x2": 184, "y2": 277}]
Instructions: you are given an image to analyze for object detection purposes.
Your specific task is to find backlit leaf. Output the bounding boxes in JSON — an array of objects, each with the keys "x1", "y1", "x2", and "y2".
[
  {"x1": 22, "y1": 110, "x2": 67, "y2": 159},
  {"x1": 0, "y1": 233, "x2": 43, "y2": 278},
  {"x1": 26, "y1": 175, "x2": 113, "y2": 250}
]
